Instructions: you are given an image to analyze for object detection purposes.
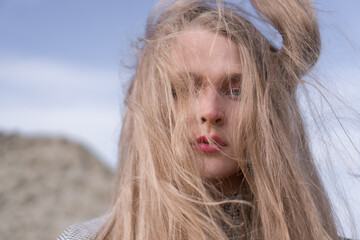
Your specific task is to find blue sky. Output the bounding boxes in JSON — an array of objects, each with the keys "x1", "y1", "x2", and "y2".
[
  {"x1": 0, "y1": 0, "x2": 359, "y2": 236},
  {"x1": 0, "y1": 0, "x2": 157, "y2": 168}
]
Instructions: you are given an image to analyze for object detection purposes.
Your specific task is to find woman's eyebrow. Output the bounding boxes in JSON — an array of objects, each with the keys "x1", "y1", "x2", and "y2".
[
  {"x1": 221, "y1": 73, "x2": 242, "y2": 85},
  {"x1": 175, "y1": 72, "x2": 242, "y2": 87},
  {"x1": 228, "y1": 73, "x2": 242, "y2": 81},
  {"x1": 174, "y1": 71, "x2": 202, "y2": 80},
  {"x1": 186, "y1": 72, "x2": 202, "y2": 80}
]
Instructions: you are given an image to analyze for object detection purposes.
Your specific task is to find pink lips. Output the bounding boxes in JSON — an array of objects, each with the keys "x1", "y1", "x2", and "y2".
[{"x1": 195, "y1": 135, "x2": 227, "y2": 153}]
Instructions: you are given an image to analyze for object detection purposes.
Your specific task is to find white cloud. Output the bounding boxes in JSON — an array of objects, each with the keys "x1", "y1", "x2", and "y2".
[
  {"x1": 0, "y1": 55, "x2": 127, "y2": 168},
  {"x1": 0, "y1": 56, "x2": 123, "y2": 92}
]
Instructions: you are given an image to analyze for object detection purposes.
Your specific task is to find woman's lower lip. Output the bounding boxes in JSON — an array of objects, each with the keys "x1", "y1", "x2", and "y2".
[{"x1": 195, "y1": 143, "x2": 222, "y2": 153}]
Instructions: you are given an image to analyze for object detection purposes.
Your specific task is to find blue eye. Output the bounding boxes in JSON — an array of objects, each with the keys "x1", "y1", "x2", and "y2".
[
  {"x1": 231, "y1": 88, "x2": 240, "y2": 96},
  {"x1": 226, "y1": 88, "x2": 241, "y2": 97}
]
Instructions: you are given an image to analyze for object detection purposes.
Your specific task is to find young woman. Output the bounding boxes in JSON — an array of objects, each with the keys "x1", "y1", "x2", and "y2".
[{"x1": 58, "y1": 0, "x2": 354, "y2": 239}]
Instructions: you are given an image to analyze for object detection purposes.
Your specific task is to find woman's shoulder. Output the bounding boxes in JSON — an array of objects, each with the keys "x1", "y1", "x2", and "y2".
[{"x1": 56, "y1": 215, "x2": 107, "y2": 240}]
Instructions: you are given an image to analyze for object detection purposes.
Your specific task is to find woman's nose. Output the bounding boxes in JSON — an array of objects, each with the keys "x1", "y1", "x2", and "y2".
[{"x1": 198, "y1": 88, "x2": 225, "y2": 126}]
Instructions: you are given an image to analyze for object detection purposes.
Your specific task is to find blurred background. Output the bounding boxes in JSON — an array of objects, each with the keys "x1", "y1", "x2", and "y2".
[{"x1": 0, "y1": 0, "x2": 359, "y2": 239}]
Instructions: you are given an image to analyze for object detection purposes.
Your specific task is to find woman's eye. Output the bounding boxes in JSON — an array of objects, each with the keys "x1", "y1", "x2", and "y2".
[
  {"x1": 226, "y1": 88, "x2": 241, "y2": 97},
  {"x1": 171, "y1": 85, "x2": 177, "y2": 99}
]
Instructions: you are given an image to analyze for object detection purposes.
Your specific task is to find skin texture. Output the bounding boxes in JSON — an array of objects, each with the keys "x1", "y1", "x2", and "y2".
[{"x1": 173, "y1": 29, "x2": 243, "y2": 194}]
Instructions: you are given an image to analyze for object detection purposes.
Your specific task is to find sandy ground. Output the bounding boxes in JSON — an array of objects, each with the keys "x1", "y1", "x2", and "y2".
[{"x1": 0, "y1": 133, "x2": 114, "y2": 240}]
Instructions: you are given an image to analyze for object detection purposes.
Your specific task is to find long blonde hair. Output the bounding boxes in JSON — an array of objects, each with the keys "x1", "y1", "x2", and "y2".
[{"x1": 96, "y1": 0, "x2": 341, "y2": 239}]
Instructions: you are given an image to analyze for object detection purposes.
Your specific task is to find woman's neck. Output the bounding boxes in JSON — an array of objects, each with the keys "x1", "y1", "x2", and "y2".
[{"x1": 209, "y1": 172, "x2": 247, "y2": 199}]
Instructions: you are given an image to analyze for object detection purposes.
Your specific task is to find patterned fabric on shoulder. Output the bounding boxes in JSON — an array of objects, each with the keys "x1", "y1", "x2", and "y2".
[{"x1": 57, "y1": 215, "x2": 107, "y2": 240}]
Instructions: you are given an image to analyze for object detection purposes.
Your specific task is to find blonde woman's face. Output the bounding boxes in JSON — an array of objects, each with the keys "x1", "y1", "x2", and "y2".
[{"x1": 173, "y1": 29, "x2": 243, "y2": 189}]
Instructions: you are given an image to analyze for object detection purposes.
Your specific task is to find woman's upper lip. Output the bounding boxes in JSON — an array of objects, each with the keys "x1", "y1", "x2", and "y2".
[{"x1": 196, "y1": 135, "x2": 227, "y2": 146}]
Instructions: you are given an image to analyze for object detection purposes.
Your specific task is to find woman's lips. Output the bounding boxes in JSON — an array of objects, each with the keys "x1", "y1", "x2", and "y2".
[
  {"x1": 194, "y1": 135, "x2": 227, "y2": 153},
  {"x1": 196, "y1": 143, "x2": 221, "y2": 153}
]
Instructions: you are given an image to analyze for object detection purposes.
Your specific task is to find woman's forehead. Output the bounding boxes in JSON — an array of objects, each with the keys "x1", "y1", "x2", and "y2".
[{"x1": 172, "y1": 29, "x2": 242, "y2": 81}]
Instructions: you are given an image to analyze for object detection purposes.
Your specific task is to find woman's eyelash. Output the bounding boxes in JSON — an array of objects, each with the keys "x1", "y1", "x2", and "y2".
[
  {"x1": 230, "y1": 88, "x2": 241, "y2": 96},
  {"x1": 225, "y1": 87, "x2": 241, "y2": 96},
  {"x1": 171, "y1": 85, "x2": 177, "y2": 98},
  {"x1": 221, "y1": 74, "x2": 242, "y2": 97}
]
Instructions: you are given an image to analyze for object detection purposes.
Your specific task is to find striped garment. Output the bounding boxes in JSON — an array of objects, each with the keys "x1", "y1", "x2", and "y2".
[
  {"x1": 57, "y1": 216, "x2": 107, "y2": 240},
  {"x1": 57, "y1": 215, "x2": 352, "y2": 240}
]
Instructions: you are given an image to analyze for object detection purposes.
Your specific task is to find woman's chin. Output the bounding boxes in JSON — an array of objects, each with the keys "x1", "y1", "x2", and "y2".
[{"x1": 197, "y1": 155, "x2": 239, "y2": 180}]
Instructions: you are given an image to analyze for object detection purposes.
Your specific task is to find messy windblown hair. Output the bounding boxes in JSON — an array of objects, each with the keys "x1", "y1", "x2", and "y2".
[{"x1": 96, "y1": 0, "x2": 343, "y2": 239}]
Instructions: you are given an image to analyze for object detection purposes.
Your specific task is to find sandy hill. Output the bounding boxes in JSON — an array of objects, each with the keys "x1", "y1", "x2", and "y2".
[{"x1": 0, "y1": 133, "x2": 115, "y2": 240}]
